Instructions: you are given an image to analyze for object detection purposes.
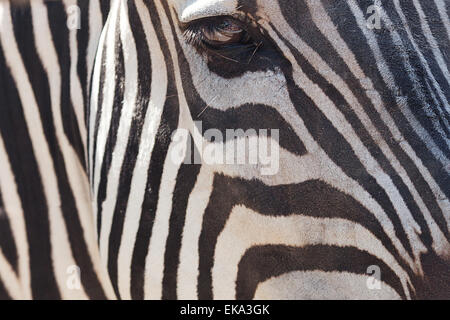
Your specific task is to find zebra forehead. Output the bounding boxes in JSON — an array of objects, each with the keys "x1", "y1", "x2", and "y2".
[{"x1": 170, "y1": 0, "x2": 238, "y2": 22}]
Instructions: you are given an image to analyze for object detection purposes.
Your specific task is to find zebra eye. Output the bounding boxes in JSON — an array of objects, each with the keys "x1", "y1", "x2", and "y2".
[
  {"x1": 183, "y1": 16, "x2": 252, "y2": 49},
  {"x1": 202, "y1": 19, "x2": 246, "y2": 45}
]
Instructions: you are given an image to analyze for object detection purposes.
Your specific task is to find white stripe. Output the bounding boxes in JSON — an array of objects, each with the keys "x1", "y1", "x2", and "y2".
[
  {"x1": 177, "y1": 167, "x2": 214, "y2": 300},
  {"x1": 143, "y1": 142, "x2": 182, "y2": 300},
  {"x1": 254, "y1": 270, "x2": 401, "y2": 299}
]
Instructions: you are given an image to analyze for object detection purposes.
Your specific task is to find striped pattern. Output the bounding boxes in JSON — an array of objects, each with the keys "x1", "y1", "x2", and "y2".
[
  {"x1": 0, "y1": 0, "x2": 114, "y2": 299},
  {"x1": 1, "y1": 0, "x2": 450, "y2": 299}
]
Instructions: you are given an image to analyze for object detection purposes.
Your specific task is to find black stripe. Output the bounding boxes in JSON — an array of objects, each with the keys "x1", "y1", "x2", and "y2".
[
  {"x1": 162, "y1": 139, "x2": 201, "y2": 300},
  {"x1": 76, "y1": 0, "x2": 90, "y2": 127},
  {"x1": 0, "y1": 193, "x2": 18, "y2": 274},
  {"x1": 99, "y1": 0, "x2": 111, "y2": 26},
  {"x1": 195, "y1": 103, "x2": 307, "y2": 157},
  {"x1": 0, "y1": 279, "x2": 11, "y2": 300},
  {"x1": 236, "y1": 245, "x2": 406, "y2": 300},
  {"x1": 414, "y1": 250, "x2": 450, "y2": 299}
]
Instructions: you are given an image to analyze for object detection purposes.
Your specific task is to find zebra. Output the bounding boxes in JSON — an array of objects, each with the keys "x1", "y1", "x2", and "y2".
[{"x1": 0, "y1": 0, "x2": 449, "y2": 300}]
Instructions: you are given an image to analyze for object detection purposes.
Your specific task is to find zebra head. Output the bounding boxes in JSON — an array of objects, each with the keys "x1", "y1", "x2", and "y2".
[{"x1": 88, "y1": 0, "x2": 449, "y2": 300}]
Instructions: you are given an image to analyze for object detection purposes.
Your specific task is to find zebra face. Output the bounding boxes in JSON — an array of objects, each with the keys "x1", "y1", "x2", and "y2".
[{"x1": 89, "y1": 0, "x2": 449, "y2": 300}]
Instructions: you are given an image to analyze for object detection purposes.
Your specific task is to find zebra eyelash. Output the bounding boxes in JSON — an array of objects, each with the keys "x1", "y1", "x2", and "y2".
[{"x1": 181, "y1": 16, "x2": 255, "y2": 54}]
